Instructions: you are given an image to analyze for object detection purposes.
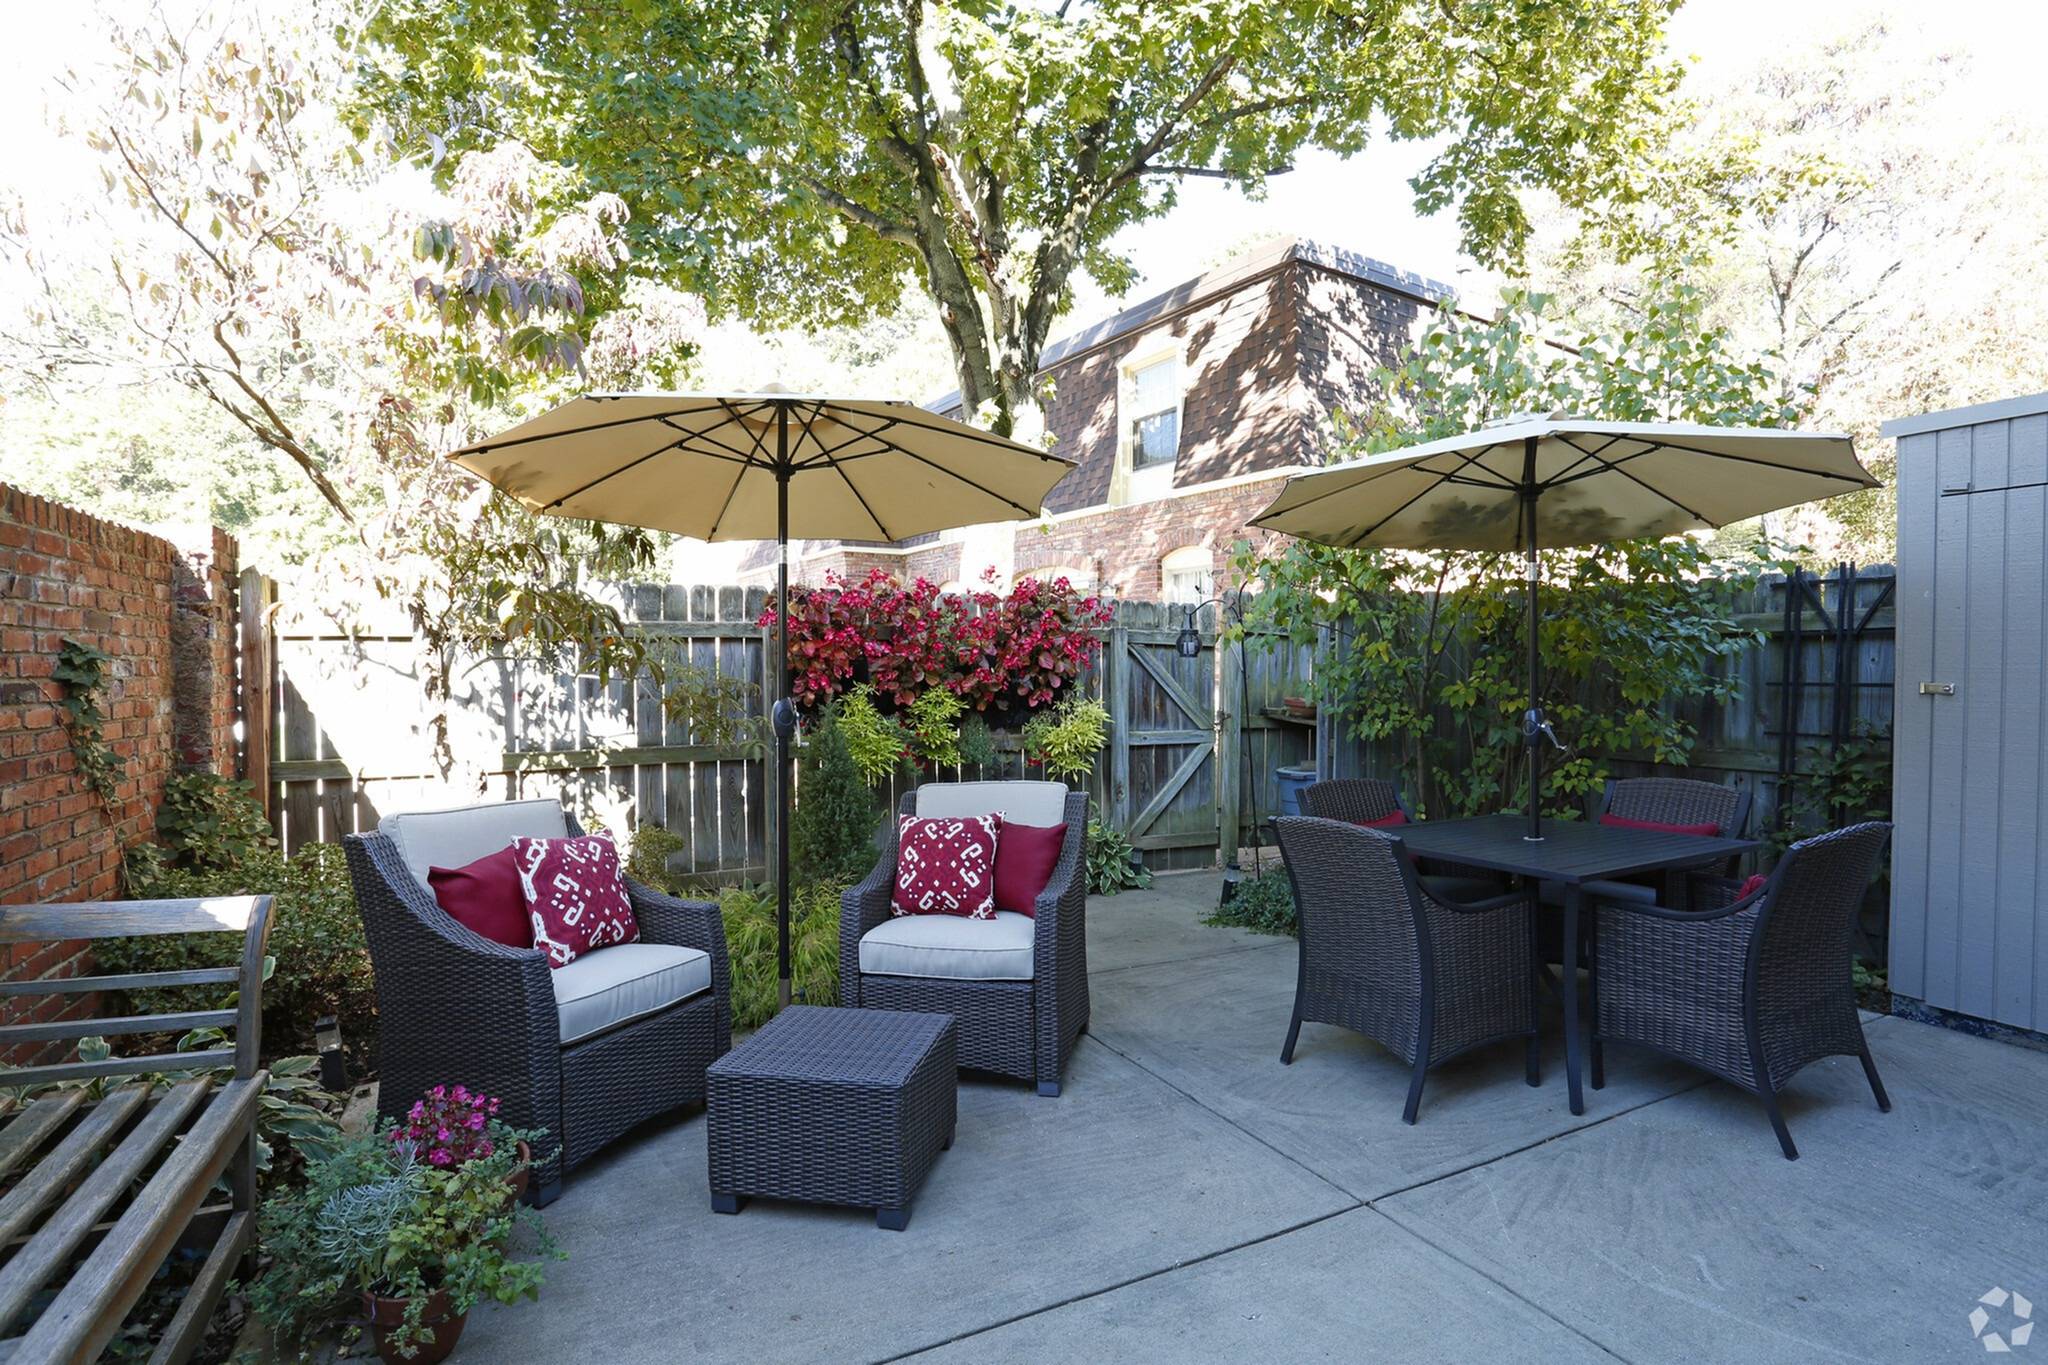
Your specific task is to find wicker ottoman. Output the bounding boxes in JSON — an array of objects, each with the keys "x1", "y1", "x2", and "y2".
[{"x1": 706, "y1": 1005, "x2": 956, "y2": 1230}]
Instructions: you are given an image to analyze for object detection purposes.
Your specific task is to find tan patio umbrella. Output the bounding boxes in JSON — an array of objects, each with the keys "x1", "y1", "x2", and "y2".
[
  {"x1": 453, "y1": 393, "x2": 1075, "y2": 1006},
  {"x1": 1250, "y1": 416, "x2": 1879, "y2": 839}
]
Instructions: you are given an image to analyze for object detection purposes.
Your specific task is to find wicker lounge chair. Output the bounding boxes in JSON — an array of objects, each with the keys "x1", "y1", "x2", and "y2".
[
  {"x1": 1273, "y1": 815, "x2": 1540, "y2": 1124},
  {"x1": 1591, "y1": 821, "x2": 1893, "y2": 1159},
  {"x1": 840, "y1": 782, "x2": 1088, "y2": 1096},
  {"x1": 344, "y1": 799, "x2": 732, "y2": 1202}
]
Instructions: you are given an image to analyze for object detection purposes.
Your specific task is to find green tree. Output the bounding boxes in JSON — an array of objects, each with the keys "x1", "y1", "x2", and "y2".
[
  {"x1": 1231, "y1": 286, "x2": 1791, "y2": 819},
  {"x1": 792, "y1": 708, "x2": 882, "y2": 883},
  {"x1": 361, "y1": 0, "x2": 1685, "y2": 437}
]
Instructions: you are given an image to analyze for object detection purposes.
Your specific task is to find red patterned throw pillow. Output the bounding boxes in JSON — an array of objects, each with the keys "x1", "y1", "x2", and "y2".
[
  {"x1": 512, "y1": 834, "x2": 640, "y2": 968},
  {"x1": 893, "y1": 814, "x2": 1004, "y2": 919}
]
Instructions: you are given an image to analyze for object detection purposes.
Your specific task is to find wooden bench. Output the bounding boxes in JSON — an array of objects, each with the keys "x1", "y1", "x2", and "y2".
[{"x1": 0, "y1": 896, "x2": 273, "y2": 1364}]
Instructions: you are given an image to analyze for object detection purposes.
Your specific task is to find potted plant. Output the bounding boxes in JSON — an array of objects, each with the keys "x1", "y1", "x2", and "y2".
[{"x1": 249, "y1": 1089, "x2": 557, "y2": 1363}]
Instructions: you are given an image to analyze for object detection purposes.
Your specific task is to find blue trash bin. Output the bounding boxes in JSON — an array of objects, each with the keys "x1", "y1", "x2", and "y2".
[{"x1": 1275, "y1": 764, "x2": 1318, "y2": 818}]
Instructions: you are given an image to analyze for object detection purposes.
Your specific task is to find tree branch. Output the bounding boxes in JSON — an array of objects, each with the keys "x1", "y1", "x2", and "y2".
[
  {"x1": 804, "y1": 180, "x2": 918, "y2": 244},
  {"x1": 108, "y1": 129, "x2": 234, "y2": 283},
  {"x1": 1147, "y1": 162, "x2": 1295, "y2": 179}
]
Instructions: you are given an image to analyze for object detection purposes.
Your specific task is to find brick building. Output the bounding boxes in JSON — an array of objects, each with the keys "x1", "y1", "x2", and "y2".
[{"x1": 739, "y1": 238, "x2": 1453, "y2": 599}]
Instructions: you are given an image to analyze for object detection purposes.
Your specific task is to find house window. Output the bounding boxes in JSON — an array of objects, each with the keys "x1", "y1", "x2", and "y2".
[
  {"x1": 1160, "y1": 546, "x2": 1212, "y2": 603},
  {"x1": 1126, "y1": 357, "x2": 1180, "y2": 470}
]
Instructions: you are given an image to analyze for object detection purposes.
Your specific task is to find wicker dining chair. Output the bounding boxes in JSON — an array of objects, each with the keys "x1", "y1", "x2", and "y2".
[
  {"x1": 1297, "y1": 778, "x2": 1508, "y2": 901},
  {"x1": 1273, "y1": 815, "x2": 1540, "y2": 1124},
  {"x1": 840, "y1": 782, "x2": 1089, "y2": 1096},
  {"x1": 345, "y1": 799, "x2": 733, "y2": 1203},
  {"x1": 1590, "y1": 821, "x2": 1893, "y2": 1160},
  {"x1": 1542, "y1": 776, "x2": 1755, "y2": 910}
]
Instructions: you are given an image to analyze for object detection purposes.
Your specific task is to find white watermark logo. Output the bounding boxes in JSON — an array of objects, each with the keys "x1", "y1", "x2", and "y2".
[{"x1": 1971, "y1": 1287, "x2": 2034, "y2": 1353}]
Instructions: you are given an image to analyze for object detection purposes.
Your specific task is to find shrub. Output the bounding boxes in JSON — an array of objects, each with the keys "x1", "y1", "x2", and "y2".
[
  {"x1": 904, "y1": 686, "x2": 964, "y2": 768},
  {"x1": 155, "y1": 770, "x2": 278, "y2": 871},
  {"x1": 793, "y1": 710, "x2": 881, "y2": 884},
  {"x1": 624, "y1": 821, "x2": 688, "y2": 894},
  {"x1": 762, "y1": 568, "x2": 1111, "y2": 717},
  {"x1": 1086, "y1": 816, "x2": 1151, "y2": 895},
  {"x1": 114, "y1": 832, "x2": 377, "y2": 1068},
  {"x1": 835, "y1": 684, "x2": 910, "y2": 786},
  {"x1": 1023, "y1": 694, "x2": 1110, "y2": 782},
  {"x1": 719, "y1": 881, "x2": 845, "y2": 1032},
  {"x1": 1204, "y1": 872, "x2": 1297, "y2": 936}
]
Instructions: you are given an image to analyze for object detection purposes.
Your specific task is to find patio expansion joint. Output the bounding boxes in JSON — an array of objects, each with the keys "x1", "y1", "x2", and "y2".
[{"x1": 877, "y1": 1202, "x2": 1364, "y2": 1365}]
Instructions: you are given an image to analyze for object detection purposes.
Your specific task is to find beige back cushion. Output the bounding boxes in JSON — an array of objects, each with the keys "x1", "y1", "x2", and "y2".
[
  {"x1": 914, "y1": 781, "x2": 1070, "y2": 827},
  {"x1": 379, "y1": 799, "x2": 569, "y2": 886}
]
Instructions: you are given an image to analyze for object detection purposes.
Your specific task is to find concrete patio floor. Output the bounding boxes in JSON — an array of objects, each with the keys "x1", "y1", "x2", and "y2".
[{"x1": 460, "y1": 872, "x2": 2048, "y2": 1364}]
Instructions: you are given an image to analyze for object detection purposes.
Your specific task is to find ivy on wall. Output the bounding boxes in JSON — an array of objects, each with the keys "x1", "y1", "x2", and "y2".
[{"x1": 52, "y1": 637, "x2": 123, "y2": 809}]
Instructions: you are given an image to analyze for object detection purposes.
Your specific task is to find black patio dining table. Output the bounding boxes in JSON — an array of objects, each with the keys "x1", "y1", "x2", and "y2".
[{"x1": 1393, "y1": 814, "x2": 1760, "y2": 1116}]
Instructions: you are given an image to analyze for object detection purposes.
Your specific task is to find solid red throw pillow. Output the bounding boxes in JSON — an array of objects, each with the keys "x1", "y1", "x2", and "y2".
[
  {"x1": 512, "y1": 834, "x2": 640, "y2": 968},
  {"x1": 1736, "y1": 873, "x2": 1769, "y2": 900},
  {"x1": 427, "y1": 846, "x2": 534, "y2": 949},
  {"x1": 1599, "y1": 812, "x2": 1720, "y2": 838},
  {"x1": 994, "y1": 821, "x2": 1065, "y2": 916},
  {"x1": 893, "y1": 814, "x2": 1003, "y2": 919},
  {"x1": 1351, "y1": 810, "x2": 1408, "y2": 829}
]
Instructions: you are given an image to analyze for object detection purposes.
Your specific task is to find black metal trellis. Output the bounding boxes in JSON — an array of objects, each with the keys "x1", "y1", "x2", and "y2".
[{"x1": 1766, "y1": 562, "x2": 1895, "y2": 831}]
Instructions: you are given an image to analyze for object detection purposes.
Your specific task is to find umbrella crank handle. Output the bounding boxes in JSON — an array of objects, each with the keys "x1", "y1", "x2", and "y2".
[{"x1": 1522, "y1": 710, "x2": 1567, "y2": 753}]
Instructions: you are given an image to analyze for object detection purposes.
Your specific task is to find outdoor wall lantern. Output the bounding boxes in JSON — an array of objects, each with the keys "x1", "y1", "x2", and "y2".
[{"x1": 315, "y1": 1013, "x2": 347, "y2": 1093}]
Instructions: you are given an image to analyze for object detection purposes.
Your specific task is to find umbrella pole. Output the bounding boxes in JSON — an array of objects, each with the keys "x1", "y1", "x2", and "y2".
[
  {"x1": 1522, "y1": 436, "x2": 1543, "y2": 842},
  {"x1": 773, "y1": 407, "x2": 794, "y2": 1009}
]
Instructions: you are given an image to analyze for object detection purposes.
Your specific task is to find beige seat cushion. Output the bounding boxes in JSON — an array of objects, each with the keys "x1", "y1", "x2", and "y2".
[
  {"x1": 551, "y1": 943, "x2": 711, "y2": 1045},
  {"x1": 859, "y1": 911, "x2": 1036, "y2": 982},
  {"x1": 914, "y1": 781, "x2": 1069, "y2": 827},
  {"x1": 379, "y1": 799, "x2": 569, "y2": 887}
]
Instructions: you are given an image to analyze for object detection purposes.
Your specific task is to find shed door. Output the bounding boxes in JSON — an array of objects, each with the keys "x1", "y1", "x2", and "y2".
[{"x1": 1891, "y1": 411, "x2": 2048, "y2": 1032}]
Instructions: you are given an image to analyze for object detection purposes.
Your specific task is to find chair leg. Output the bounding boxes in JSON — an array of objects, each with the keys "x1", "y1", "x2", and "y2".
[
  {"x1": 1524, "y1": 1034, "x2": 1541, "y2": 1088},
  {"x1": 1281, "y1": 1009, "x2": 1303, "y2": 1065},
  {"x1": 1857, "y1": 1038, "x2": 1893, "y2": 1112},
  {"x1": 1587, "y1": 912, "x2": 1605, "y2": 1090},
  {"x1": 1036, "y1": 1079, "x2": 1061, "y2": 1097},
  {"x1": 1758, "y1": 1079, "x2": 1799, "y2": 1160},
  {"x1": 1401, "y1": 1056, "x2": 1428, "y2": 1125}
]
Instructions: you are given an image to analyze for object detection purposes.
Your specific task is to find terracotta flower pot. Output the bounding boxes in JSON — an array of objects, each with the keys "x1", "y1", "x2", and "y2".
[
  {"x1": 505, "y1": 1140, "x2": 533, "y2": 1202},
  {"x1": 363, "y1": 1288, "x2": 467, "y2": 1365}
]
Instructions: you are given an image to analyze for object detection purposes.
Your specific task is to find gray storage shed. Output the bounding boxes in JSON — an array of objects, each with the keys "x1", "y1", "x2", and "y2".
[{"x1": 1886, "y1": 392, "x2": 2048, "y2": 1036}]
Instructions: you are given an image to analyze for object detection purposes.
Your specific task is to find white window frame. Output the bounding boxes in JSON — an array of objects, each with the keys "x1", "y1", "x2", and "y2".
[
  {"x1": 1111, "y1": 341, "x2": 1184, "y2": 506},
  {"x1": 1159, "y1": 545, "x2": 1213, "y2": 604}
]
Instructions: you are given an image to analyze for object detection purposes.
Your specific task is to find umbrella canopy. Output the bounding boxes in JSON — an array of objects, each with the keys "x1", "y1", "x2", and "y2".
[
  {"x1": 451, "y1": 393, "x2": 1071, "y2": 543},
  {"x1": 1251, "y1": 417, "x2": 1880, "y2": 838},
  {"x1": 1249, "y1": 417, "x2": 1877, "y2": 552},
  {"x1": 452, "y1": 393, "x2": 1075, "y2": 1005}
]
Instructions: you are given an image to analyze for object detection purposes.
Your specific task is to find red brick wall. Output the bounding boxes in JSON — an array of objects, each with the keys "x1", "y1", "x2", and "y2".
[
  {"x1": 0, "y1": 485, "x2": 241, "y2": 1056},
  {"x1": 1014, "y1": 477, "x2": 1293, "y2": 600}
]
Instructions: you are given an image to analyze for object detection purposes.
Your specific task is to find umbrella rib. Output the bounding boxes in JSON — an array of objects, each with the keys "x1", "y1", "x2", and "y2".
[
  {"x1": 538, "y1": 406, "x2": 771, "y2": 513},
  {"x1": 797, "y1": 410, "x2": 898, "y2": 541},
  {"x1": 882, "y1": 406, "x2": 1074, "y2": 464},
  {"x1": 1547, "y1": 440, "x2": 1715, "y2": 527},
  {"x1": 1538, "y1": 434, "x2": 1632, "y2": 489},
  {"x1": 702, "y1": 455, "x2": 752, "y2": 542},
  {"x1": 1586, "y1": 433, "x2": 1873, "y2": 485},
  {"x1": 455, "y1": 403, "x2": 727, "y2": 456},
  {"x1": 1252, "y1": 442, "x2": 1517, "y2": 525},
  {"x1": 539, "y1": 434, "x2": 725, "y2": 511},
  {"x1": 789, "y1": 416, "x2": 904, "y2": 469}
]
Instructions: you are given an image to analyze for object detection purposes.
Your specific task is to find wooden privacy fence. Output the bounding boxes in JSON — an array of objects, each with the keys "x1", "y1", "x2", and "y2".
[
  {"x1": 256, "y1": 566, "x2": 1893, "y2": 884},
  {"x1": 259, "y1": 585, "x2": 1314, "y2": 881}
]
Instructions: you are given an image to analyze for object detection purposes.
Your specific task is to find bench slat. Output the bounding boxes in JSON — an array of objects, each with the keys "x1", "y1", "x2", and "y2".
[
  {"x1": 0, "y1": 968, "x2": 241, "y2": 999},
  {"x1": 0, "y1": 1088, "x2": 152, "y2": 1248},
  {"x1": 0, "y1": 1050, "x2": 235, "y2": 1088},
  {"x1": 0, "y1": 1077, "x2": 212, "y2": 1335},
  {"x1": 144, "y1": 1209, "x2": 253, "y2": 1365},
  {"x1": 0, "y1": 898, "x2": 265, "y2": 943},
  {"x1": 0, "y1": 1011, "x2": 236, "y2": 1046},
  {"x1": 16, "y1": 1076, "x2": 262, "y2": 1364},
  {"x1": 0, "y1": 1093, "x2": 85, "y2": 1183}
]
